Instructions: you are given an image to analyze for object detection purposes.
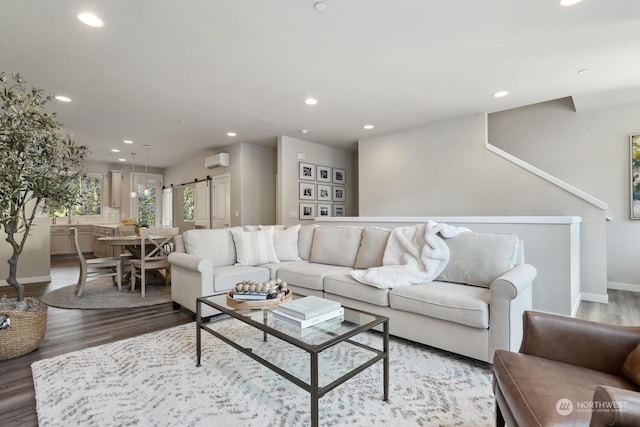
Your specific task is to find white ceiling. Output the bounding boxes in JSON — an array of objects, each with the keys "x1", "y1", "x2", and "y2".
[{"x1": 2, "y1": 0, "x2": 640, "y2": 167}]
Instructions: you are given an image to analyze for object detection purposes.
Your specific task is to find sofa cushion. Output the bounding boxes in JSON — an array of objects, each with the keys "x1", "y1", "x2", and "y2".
[
  {"x1": 260, "y1": 225, "x2": 301, "y2": 261},
  {"x1": 354, "y1": 227, "x2": 391, "y2": 270},
  {"x1": 298, "y1": 224, "x2": 317, "y2": 260},
  {"x1": 437, "y1": 232, "x2": 519, "y2": 288},
  {"x1": 211, "y1": 265, "x2": 271, "y2": 293},
  {"x1": 389, "y1": 282, "x2": 490, "y2": 329},
  {"x1": 310, "y1": 226, "x2": 364, "y2": 267},
  {"x1": 277, "y1": 262, "x2": 352, "y2": 291},
  {"x1": 260, "y1": 260, "x2": 309, "y2": 280},
  {"x1": 182, "y1": 228, "x2": 237, "y2": 267},
  {"x1": 229, "y1": 228, "x2": 279, "y2": 266},
  {"x1": 324, "y1": 272, "x2": 390, "y2": 307}
]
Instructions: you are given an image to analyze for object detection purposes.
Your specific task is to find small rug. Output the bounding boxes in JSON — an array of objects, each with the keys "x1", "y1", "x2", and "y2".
[
  {"x1": 38, "y1": 278, "x2": 171, "y2": 309},
  {"x1": 31, "y1": 321, "x2": 494, "y2": 426}
]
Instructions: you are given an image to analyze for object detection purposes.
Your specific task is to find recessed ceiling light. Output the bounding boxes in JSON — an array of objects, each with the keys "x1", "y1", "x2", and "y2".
[
  {"x1": 77, "y1": 12, "x2": 104, "y2": 28},
  {"x1": 226, "y1": 132, "x2": 237, "y2": 137},
  {"x1": 123, "y1": 139, "x2": 133, "y2": 144},
  {"x1": 300, "y1": 129, "x2": 309, "y2": 135},
  {"x1": 578, "y1": 69, "x2": 589, "y2": 74},
  {"x1": 305, "y1": 98, "x2": 318, "y2": 106},
  {"x1": 111, "y1": 148, "x2": 120, "y2": 153},
  {"x1": 363, "y1": 124, "x2": 374, "y2": 130},
  {"x1": 54, "y1": 95, "x2": 71, "y2": 102},
  {"x1": 314, "y1": 2, "x2": 327, "y2": 11},
  {"x1": 493, "y1": 91, "x2": 509, "y2": 98},
  {"x1": 261, "y1": 118, "x2": 270, "y2": 122},
  {"x1": 560, "y1": 0, "x2": 583, "y2": 6},
  {"x1": 118, "y1": 158, "x2": 126, "y2": 162}
]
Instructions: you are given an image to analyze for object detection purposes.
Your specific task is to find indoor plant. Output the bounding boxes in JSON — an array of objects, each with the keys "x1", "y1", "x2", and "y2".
[{"x1": 0, "y1": 72, "x2": 88, "y2": 359}]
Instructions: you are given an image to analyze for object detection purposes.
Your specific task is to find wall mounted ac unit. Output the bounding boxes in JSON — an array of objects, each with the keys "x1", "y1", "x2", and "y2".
[{"x1": 205, "y1": 152, "x2": 229, "y2": 169}]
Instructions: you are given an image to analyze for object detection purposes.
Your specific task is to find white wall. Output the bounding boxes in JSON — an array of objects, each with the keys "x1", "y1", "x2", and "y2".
[
  {"x1": 357, "y1": 113, "x2": 608, "y2": 311},
  {"x1": 164, "y1": 142, "x2": 276, "y2": 227},
  {"x1": 489, "y1": 98, "x2": 640, "y2": 290},
  {"x1": 277, "y1": 136, "x2": 357, "y2": 226}
]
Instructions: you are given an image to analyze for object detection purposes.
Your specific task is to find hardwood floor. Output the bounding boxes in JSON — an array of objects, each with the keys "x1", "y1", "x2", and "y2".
[
  {"x1": 1, "y1": 259, "x2": 638, "y2": 426},
  {"x1": 0, "y1": 258, "x2": 194, "y2": 427}
]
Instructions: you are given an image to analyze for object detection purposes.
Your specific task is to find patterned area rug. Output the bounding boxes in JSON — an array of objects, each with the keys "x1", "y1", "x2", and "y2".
[
  {"x1": 38, "y1": 278, "x2": 171, "y2": 309},
  {"x1": 31, "y1": 321, "x2": 494, "y2": 426}
]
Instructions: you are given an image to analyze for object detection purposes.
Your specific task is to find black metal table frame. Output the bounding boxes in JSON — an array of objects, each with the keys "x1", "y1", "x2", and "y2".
[{"x1": 196, "y1": 295, "x2": 389, "y2": 427}]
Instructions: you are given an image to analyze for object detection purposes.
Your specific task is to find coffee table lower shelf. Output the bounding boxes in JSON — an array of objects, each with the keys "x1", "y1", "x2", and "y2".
[{"x1": 195, "y1": 294, "x2": 389, "y2": 427}]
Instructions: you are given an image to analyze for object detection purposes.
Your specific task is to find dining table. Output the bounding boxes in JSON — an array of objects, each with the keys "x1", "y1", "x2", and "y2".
[{"x1": 98, "y1": 234, "x2": 171, "y2": 285}]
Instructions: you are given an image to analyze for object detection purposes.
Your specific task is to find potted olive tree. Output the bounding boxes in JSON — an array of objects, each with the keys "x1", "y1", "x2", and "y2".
[{"x1": 0, "y1": 72, "x2": 88, "y2": 359}]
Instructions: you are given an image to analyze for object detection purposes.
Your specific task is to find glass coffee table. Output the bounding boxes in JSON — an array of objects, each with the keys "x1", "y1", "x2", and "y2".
[{"x1": 196, "y1": 293, "x2": 389, "y2": 427}]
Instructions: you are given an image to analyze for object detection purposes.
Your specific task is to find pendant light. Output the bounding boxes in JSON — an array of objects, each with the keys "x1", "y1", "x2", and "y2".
[
  {"x1": 143, "y1": 144, "x2": 150, "y2": 196},
  {"x1": 130, "y1": 152, "x2": 137, "y2": 198}
]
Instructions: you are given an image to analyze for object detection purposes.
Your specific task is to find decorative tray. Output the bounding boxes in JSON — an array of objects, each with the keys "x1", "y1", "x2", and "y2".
[{"x1": 226, "y1": 288, "x2": 292, "y2": 310}]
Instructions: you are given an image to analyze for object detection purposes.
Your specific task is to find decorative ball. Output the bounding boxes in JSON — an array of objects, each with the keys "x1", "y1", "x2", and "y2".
[
  {"x1": 243, "y1": 284, "x2": 250, "y2": 292},
  {"x1": 236, "y1": 283, "x2": 244, "y2": 292}
]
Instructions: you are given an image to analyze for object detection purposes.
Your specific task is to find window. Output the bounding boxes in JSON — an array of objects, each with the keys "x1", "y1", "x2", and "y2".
[
  {"x1": 50, "y1": 172, "x2": 103, "y2": 218},
  {"x1": 130, "y1": 172, "x2": 163, "y2": 226},
  {"x1": 183, "y1": 185, "x2": 195, "y2": 222}
]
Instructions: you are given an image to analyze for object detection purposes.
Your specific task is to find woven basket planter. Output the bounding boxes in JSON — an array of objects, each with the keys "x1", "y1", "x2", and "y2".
[{"x1": 0, "y1": 297, "x2": 48, "y2": 360}]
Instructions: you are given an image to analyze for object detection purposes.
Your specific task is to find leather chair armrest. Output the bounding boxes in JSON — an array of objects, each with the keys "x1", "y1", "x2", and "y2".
[
  {"x1": 590, "y1": 386, "x2": 640, "y2": 427},
  {"x1": 519, "y1": 311, "x2": 640, "y2": 376}
]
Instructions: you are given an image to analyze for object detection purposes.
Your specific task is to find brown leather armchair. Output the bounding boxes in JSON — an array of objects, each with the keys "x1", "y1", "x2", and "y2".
[{"x1": 493, "y1": 311, "x2": 640, "y2": 426}]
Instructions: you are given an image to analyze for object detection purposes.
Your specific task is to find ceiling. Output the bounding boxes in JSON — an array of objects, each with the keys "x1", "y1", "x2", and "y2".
[{"x1": 2, "y1": 0, "x2": 640, "y2": 168}]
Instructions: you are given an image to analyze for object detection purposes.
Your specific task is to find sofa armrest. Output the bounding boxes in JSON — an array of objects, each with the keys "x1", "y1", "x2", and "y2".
[
  {"x1": 168, "y1": 252, "x2": 212, "y2": 272},
  {"x1": 519, "y1": 311, "x2": 640, "y2": 376},
  {"x1": 489, "y1": 264, "x2": 536, "y2": 356},
  {"x1": 590, "y1": 386, "x2": 640, "y2": 427},
  {"x1": 168, "y1": 252, "x2": 215, "y2": 315}
]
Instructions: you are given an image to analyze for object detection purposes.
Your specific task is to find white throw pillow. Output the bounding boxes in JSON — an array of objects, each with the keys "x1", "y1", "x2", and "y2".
[
  {"x1": 259, "y1": 225, "x2": 301, "y2": 261},
  {"x1": 229, "y1": 228, "x2": 279, "y2": 266}
]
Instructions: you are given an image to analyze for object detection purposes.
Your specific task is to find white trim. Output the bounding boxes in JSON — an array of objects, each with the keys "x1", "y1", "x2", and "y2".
[
  {"x1": 580, "y1": 292, "x2": 609, "y2": 304},
  {"x1": 485, "y1": 142, "x2": 608, "y2": 210},
  {"x1": 315, "y1": 216, "x2": 582, "y2": 225},
  {"x1": 608, "y1": 281, "x2": 640, "y2": 292},
  {"x1": 571, "y1": 297, "x2": 582, "y2": 317},
  {"x1": 0, "y1": 275, "x2": 52, "y2": 286}
]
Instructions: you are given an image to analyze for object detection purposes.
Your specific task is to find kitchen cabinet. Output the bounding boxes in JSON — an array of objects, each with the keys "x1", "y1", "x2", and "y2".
[
  {"x1": 111, "y1": 170, "x2": 123, "y2": 208},
  {"x1": 50, "y1": 225, "x2": 93, "y2": 255}
]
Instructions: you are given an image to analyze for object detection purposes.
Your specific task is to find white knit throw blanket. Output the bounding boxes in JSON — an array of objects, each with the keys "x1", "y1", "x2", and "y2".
[{"x1": 349, "y1": 221, "x2": 470, "y2": 289}]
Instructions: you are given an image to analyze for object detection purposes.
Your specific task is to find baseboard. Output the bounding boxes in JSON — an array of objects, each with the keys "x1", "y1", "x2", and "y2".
[
  {"x1": 580, "y1": 292, "x2": 609, "y2": 304},
  {"x1": 607, "y1": 281, "x2": 640, "y2": 292},
  {"x1": 0, "y1": 275, "x2": 51, "y2": 286}
]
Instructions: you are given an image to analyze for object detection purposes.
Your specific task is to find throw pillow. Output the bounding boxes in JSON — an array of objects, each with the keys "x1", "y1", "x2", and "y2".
[
  {"x1": 623, "y1": 342, "x2": 640, "y2": 385},
  {"x1": 436, "y1": 232, "x2": 518, "y2": 288},
  {"x1": 229, "y1": 228, "x2": 279, "y2": 266},
  {"x1": 259, "y1": 225, "x2": 301, "y2": 261},
  {"x1": 354, "y1": 227, "x2": 391, "y2": 269},
  {"x1": 310, "y1": 226, "x2": 363, "y2": 267}
]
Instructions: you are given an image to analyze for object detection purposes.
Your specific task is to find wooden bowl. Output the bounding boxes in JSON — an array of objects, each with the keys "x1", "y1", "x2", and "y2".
[{"x1": 226, "y1": 288, "x2": 292, "y2": 310}]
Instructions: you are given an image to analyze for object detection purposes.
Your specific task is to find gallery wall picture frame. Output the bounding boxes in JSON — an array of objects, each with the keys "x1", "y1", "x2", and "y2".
[
  {"x1": 299, "y1": 202, "x2": 315, "y2": 220},
  {"x1": 317, "y1": 184, "x2": 332, "y2": 201},
  {"x1": 333, "y1": 204, "x2": 346, "y2": 217},
  {"x1": 332, "y1": 186, "x2": 346, "y2": 202},
  {"x1": 317, "y1": 165, "x2": 331, "y2": 183},
  {"x1": 317, "y1": 203, "x2": 331, "y2": 217},
  {"x1": 631, "y1": 134, "x2": 640, "y2": 219},
  {"x1": 299, "y1": 162, "x2": 315, "y2": 181},
  {"x1": 332, "y1": 168, "x2": 346, "y2": 184},
  {"x1": 299, "y1": 182, "x2": 315, "y2": 200}
]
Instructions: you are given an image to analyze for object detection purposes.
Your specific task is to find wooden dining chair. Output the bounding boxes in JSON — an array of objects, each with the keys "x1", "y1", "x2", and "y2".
[
  {"x1": 129, "y1": 227, "x2": 179, "y2": 298},
  {"x1": 71, "y1": 227, "x2": 122, "y2": 297}
]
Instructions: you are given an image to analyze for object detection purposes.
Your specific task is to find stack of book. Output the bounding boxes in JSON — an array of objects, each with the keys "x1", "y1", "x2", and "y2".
[{"x1": 273, "y1": 296, "x2": 343, "y2": 328}]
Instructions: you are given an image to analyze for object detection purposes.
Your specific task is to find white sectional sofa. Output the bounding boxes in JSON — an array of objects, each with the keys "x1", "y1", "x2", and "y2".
[{"x1": 168, "y1": 223, "x2": 536, "y2": 362}]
